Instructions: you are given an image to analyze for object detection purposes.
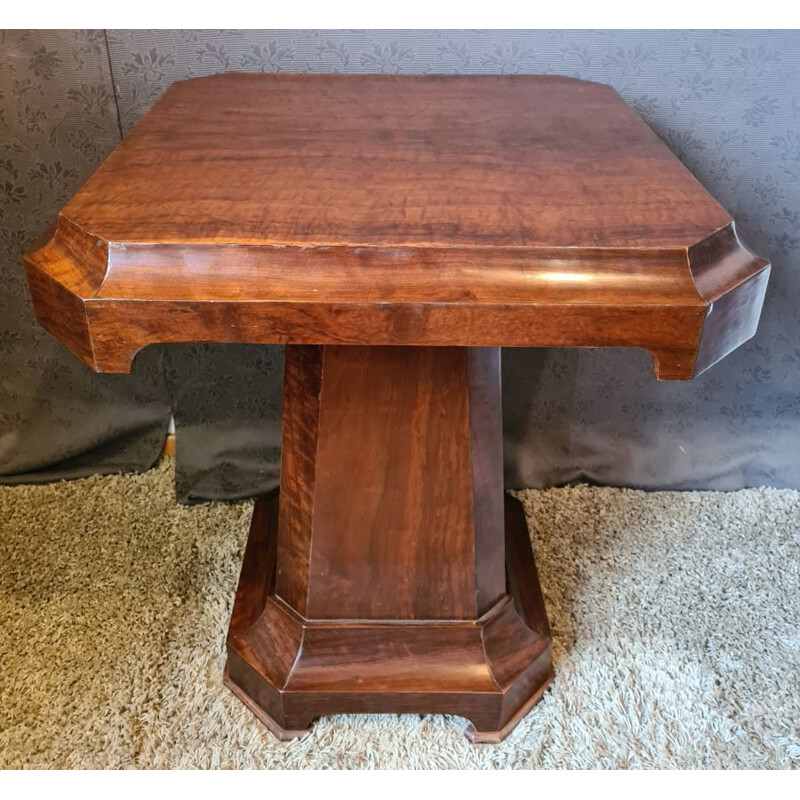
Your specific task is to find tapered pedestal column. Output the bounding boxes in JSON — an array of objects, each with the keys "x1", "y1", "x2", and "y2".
[{"x1": 224, "y1": 345, "x2": 552, "y2": 742}]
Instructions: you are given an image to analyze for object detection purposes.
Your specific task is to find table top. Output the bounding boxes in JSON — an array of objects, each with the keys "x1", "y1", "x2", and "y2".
[{"x1": 25, "y1": 73, "x2": 769, "y2": 379}]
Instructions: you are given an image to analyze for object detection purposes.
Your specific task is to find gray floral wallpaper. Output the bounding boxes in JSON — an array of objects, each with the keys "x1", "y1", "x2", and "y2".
[
  {"x1": 0, "y1": 30, "x2": 170, "y2": 485},
  {"x1": 2, "y1": 30, "x2": 799, "y2": 498}
]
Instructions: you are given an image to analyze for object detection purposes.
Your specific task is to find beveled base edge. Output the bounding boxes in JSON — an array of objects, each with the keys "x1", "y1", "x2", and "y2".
[
  {"x1": 224, "y1": 493, "x2": 553, "y2": 743},
  {"x1": 465, "y1": 669, "x2": 553, "y2": 744},
  {"x1": 224, "y1": 665, "x2": 554, "y2": 744},
  {"x1": 223, "y1": 666, "x2": 312, "y2": 741}
]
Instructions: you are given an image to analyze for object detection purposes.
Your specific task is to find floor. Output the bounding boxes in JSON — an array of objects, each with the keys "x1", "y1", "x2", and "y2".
[{"x1": 1, "y1": 459, "x2": 798, "y2": 768}]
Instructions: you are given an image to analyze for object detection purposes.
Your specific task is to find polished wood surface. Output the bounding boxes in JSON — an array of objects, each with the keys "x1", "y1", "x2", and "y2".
[
  {"x1": 23, "y1": 73, "x2": 771, "y2": 742},
  {"x1": 51, "y1": 74, "x2": 735, "y2": 247},
  {"x1": 226, "y1": 347, "x2": 552, "y2": 741},
  {"x1": 24, "y1": 74, "x2": 769, "y2": 379},
  {"x1": 276, "y1": 346, "x2": 503, "y2": 620}
]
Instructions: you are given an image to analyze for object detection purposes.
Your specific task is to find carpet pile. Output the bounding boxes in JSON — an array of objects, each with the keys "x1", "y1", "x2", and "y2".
[{"x1": 1, "y1": 460, "x2": 798, "y2": 768}]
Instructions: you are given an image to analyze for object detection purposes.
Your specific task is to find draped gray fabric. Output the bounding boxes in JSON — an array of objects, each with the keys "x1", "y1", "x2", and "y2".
[
  {"x1": 2, "y1": 29, "x2": 798, "y2": 500},
  {"x1": 0, "y1": 30, "x2": 171, "y2": 484}
]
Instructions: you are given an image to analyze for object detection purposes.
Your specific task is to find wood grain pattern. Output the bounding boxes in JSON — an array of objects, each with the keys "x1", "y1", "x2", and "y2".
[
  {"x1": 274, "y1": 345, "x2": 322, "y2": 615},
  {"x1": 62, "y1": 74, "x2": 735, "y2": 248},
  {"x1": 24, "y1": 73, "x2": 769, "y2": 380},
  {"x1": 275, "y1": 345, "x2": 504, "y2": 622},
  {"x1": 226, "y1": 345, "x2": 551, "y2": 741},
  {"x1": 225, "y1": 345, "x2": 552, "y2": 740},
  {"x1": 306, "y1": 346, "x2": 476, "y2": 620},
  {"x1": 227, "y1": 407, "x2": 553, "y2": 742},
  {"x1": 23, "y1": 73, "x2": 772, "y2": 743}
]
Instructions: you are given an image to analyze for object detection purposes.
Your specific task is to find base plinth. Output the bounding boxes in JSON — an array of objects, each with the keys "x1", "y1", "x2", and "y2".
[{"x1": 225, "y1": 489, "x2": 552, "y2": 742}]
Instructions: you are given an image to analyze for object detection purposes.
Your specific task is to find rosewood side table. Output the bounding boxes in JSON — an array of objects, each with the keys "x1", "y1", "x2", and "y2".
[{"x1": 24, "y1": 74, "x2": 770, "y2": 742}]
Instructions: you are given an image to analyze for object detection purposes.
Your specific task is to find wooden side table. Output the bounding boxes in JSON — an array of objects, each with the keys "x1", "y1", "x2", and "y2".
[{"x1": 24, "y1": 74, "x2": 770, "y2": 742}]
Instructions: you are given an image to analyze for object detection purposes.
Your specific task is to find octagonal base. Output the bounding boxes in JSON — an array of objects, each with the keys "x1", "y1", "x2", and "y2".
[{"x1": 225, "y1": 491, "x2": 552, "y2": 742}]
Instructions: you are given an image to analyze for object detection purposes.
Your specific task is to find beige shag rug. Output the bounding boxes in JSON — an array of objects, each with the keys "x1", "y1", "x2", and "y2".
[{"x1": 1, "y1": 459, "x2": 798, "y2": 769}]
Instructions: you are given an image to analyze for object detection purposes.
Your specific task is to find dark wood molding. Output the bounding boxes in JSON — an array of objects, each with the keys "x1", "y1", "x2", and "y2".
[
  {"x1": 23, "y1": 73, "x2": 771, "y2": 742},
  {"x1": 24, "y1": 74, "x2": 768, "y2": 381},
  {"x1": 226, "y1": 347, "x2": 553, "y2": 741}
]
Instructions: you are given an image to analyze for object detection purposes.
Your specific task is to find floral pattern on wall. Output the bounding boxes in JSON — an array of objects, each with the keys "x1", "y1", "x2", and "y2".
[
  {"x1": 0, "y1": 30, "x2": 170, "y2": 483},
  {"x1": 2, "y1": 30, "x2": 799, "y2": 496}
]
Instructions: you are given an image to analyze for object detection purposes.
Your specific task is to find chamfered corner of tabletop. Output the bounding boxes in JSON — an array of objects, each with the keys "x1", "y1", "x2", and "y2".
[
  {"x1": 22, "y1": 216, "x2": 113, "y2": 373},
  {"x1": 682, "y1": 222, "x2": 771, "y2": 379}
]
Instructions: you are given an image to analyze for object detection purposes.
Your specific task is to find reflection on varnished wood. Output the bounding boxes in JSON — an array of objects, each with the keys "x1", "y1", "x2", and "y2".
[
  {"x1": 23, "y1": 73, "x2": 772, "y2": 743},
  {"x1": 24, "y1": 74, "x2": 768, "y2": 380}
]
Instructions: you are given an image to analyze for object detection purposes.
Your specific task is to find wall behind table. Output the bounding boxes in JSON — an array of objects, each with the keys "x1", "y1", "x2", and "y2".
[
  {"x1": 0, "y1": 30, "x2": 171, "y2": 484},
  {"x1": 2, "y1": 30, "x2": 798, "y2": 497}
]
